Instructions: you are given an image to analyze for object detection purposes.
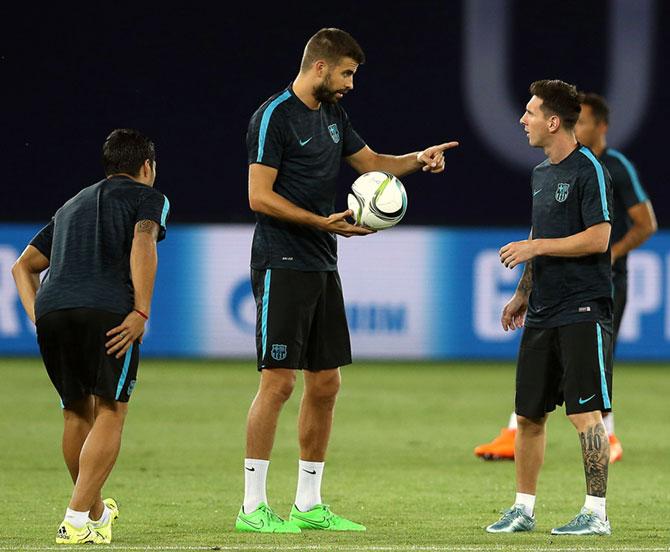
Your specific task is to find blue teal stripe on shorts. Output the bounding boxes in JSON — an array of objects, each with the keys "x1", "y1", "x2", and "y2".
[
  {"x1": 115, "y1": 344, "x2": 134, "y2": 400},
  {"x1": 261, "y1": 269, "x2": 272, "y2": 359},
  {"x1": 607, "y1": 148, "x2": 648, "y2": 203},
  {"x1": 596, "y1": 323, "x2": 611, "y2": 409},
  {"x1": 160, "y1": 195, "x2": 170, "y2": 227},
  {"x1": 579, "y1": 146, "x2": 610, "y2": 221},
  {"x1": 257, "y1": 91, "x2": 291, "y2": 163}
]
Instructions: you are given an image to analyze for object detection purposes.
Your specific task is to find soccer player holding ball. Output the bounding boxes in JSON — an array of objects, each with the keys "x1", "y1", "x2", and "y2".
[
  {"x1": 238, "y1": 27, "x2": 458, "y2": 533},
  {"x1": 486, "y1": 81, "x2": 614, "y2": 536}
]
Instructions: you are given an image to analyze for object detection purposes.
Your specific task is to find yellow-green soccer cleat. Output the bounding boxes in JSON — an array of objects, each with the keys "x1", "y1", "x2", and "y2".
[
  {"x1": 103, "y1": 498, "x2": 119, "y2": 524},
  {"x1": 289, "y1": 504, "x2": 366, "y2": 531},
  {"x1": 90, "y1": 498, "x2": 120, "y2": 543},
  {"x1": 55, "y1": 520, "x2": 105, "y2": 544},
  {"x1": 236, "y1": 503, "x2": 301, "y2": 533}
]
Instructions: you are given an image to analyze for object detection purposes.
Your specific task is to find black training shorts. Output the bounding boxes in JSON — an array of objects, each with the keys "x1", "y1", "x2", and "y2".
[
  {"x1": 515, "y1": 321, "x2": 613, "y2": 418},
  {"x1": 36, "y1": 308, "x2": 140, "y2": 408},
  {"x1": 251, "y1": 268, "x2": 352, "y2": 371}
]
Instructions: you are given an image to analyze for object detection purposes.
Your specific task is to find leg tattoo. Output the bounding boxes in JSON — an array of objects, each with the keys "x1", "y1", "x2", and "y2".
[{"x1": 579, "y1": 423, "x2": 609, "y2": 497}]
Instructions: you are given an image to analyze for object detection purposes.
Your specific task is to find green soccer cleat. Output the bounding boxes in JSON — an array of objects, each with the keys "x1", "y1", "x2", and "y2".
[
  {"x1": 551, "y1": 508, "x2": 611, "y2": 536},
  {"x1": 486, "y1": 505, "x2": 536, "y2": 533},
  {"x1": 90, "y1": 498, "x2": 120, "y2": 543},
  {"x1": 55, "y1": 520, "x2": 105, "y2": 544},
  {"x1": 289, "y1": 504, "x2": 366, "y2": 531},
  {"x1": 236, "y1": 503, "x2": 301, "y2": 533}
]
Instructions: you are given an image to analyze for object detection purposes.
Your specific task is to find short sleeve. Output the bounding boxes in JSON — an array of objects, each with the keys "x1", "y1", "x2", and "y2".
[
  {"x1": 137, "y1": 189, "x2": 170, "y2": 242},
  {"x1": 29, "y1": 219, "x2": 54, "y2": 259},
  {"x1": 608, "y1": 150, "x2": 649, "y2": 209},
  {"x1": 247, "y1": 93, "x2": 290, "y2": 169},
  {"x1": 579, "y1": 160, "x2": 613, "y2": 229},
  {"x1": 340, "y1": 108, "x2": 366, "y2": 157}
]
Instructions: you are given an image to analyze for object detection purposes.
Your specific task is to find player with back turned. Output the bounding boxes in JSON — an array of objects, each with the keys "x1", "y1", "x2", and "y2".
[
  {"x1": 238, "y1": 27, "x2": 458, "y2": 533},
  {"x1": 485, "y1": 80, "x2": 614, "y2": 536},
  {"x1": 12, "y1": 129, "x2": 170, "y2": 545}
]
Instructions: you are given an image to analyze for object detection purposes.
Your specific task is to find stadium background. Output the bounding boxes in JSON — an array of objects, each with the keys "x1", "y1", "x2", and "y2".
[
  {"x1": 1, "y1": 1, "x2": 668, "y2": 360},
  {"x1": 2, "y1": 2, "x2": 670, "y2": 550}
]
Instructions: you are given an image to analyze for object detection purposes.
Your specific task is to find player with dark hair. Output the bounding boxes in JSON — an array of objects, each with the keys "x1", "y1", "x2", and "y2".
[
  {"x1": 575, "y1": 92, "x2": 657, "y2": 459},
  {"x1": 12, "y1": 128, "x2": 170, "y2": 544},
  {"x1": 238, "y1": 27, "x2": 458, "y2": 533},
  {"x1": 486, "y1": 80, "x2": 614, "y2": 535},
  {"x1": 475, "y1": 93, "x2": 657, "y2": 464}
]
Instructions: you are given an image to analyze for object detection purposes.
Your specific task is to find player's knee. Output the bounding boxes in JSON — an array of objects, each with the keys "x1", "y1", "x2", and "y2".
[
  {"x1": 95, "y1": 397, "x2": 129, "y2": 419},
  {"x1": 62, "y1": 396, "x2": 94, "y2": 422},
  {"x1": 567, "y1": 410, "x2": 602, "y2": 430},
  {"x1": 516, "y1": 414, "x2": 545, "y2": 434},
  {"x1": 306, "y1": 371, "x2": 341, "y2": 401},
  {"x1": 262, "y1": 372, "x2": 297, "y2": 403}
]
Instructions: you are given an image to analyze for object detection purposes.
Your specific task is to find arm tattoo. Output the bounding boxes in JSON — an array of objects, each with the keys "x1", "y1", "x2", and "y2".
[
  {"x1": 516, "y1": 261, "x2": 533, "y2": 296},
  {"x1": 136, "y1": 219, "x2": 158, "y2": 239},
  {"x1": 579, "y1": 423, "x2": 609, "y2": 497}
]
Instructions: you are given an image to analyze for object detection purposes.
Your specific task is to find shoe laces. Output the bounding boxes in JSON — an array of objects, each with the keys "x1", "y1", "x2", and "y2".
[
  {"x1": 259, "y1": 504, "x2": 284, "y2": 524},
  {"x1": 567, "y1": 511, "x2": 594, "y2": 528},
  {"x1": 318, "y1": 504, "x2": 336, "y2": 520},
  {"x1": 501, "y1": 505, "x2": 526, "y2": 521}
]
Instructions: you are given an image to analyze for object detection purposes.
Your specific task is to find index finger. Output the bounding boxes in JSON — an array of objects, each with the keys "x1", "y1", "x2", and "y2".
[{"x1": 433, "y1": 141, "x2": 459, "y2": 152}]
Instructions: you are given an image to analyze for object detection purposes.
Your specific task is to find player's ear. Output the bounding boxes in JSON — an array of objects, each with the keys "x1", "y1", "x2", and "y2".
[{"x1": 314, "y1": 60, "x2": 327, "y2": 77}]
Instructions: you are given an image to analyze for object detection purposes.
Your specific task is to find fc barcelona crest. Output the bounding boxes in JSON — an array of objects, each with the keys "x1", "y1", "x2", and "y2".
[
  {"x1": 271, "y1": 344, "x2": 287, "y2": 361},
  {"x1": 328, "y1": 123, "x2": 340, "y2": 143},
  {"x1": 555, "y1": 183, "x2": 570, "y2": 202}
]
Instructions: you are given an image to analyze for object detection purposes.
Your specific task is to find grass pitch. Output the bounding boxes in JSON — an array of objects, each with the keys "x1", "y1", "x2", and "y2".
[{"x1": 0, "y1": 358, "x2": 668, "y2": 551}]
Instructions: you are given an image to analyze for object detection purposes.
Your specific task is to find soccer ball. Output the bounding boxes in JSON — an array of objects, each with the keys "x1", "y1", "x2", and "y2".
[{"x1": 347, "y1": 171, "x2": 407, "y2": 230}]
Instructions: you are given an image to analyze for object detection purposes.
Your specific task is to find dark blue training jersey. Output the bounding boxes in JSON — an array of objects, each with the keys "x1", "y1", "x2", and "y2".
[
  {"x1": 30, "y1": 176, "x2": 170, "y2": 320},
  {"x1": 601, "y1": 148, "x2": 649, "y2": 276},
  {"x1": 246, "y1": 84, "x2": 366, "y2": 271},
  {"x1": 525, "y1": 146, "x2": 613, "y2": 330}
]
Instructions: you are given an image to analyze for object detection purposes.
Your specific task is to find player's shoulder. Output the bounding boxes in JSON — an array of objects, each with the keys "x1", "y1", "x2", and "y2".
[
  {"x1": 250, "y1": 87, "x2": 294, "y2": 124},
  {"x1": 136, "y1": 184, "x2": 169, "y2": 208},
  {"x1": 575, "y1": 146, "x2": 607, "y2": 179},
  {"x1": 57, "y1": 179, "x2": 106, "y2": 212},
  {"x1": 602, "y1": 148, "x2": 636, "y2": 174},
  {"x1": 531, "y1": 158, "x2": 552, "y2": 174}
]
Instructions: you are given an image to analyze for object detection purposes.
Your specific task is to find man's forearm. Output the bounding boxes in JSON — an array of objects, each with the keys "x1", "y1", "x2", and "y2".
[
  {"x1": 611, "y1": 226, "x2": 651, "y2": 261},
  {"x1": 12, "y1": 267, "x2": 40, "y2": 323},
  {"x1": 533, "y1": 224, "x2": 610, "y2": 258},
  {"x1": 250, "y1": 189, "x2": 325, "y2": 230},
  {"x1": 366, "y1": 152, "x2": 422, "y2": 177},
  {"x1": 516, "y1": 261, "x2": 533, "y2": 297},
  {"x1": 130, "y1": 233, "x2": 158, "y2": 315}
]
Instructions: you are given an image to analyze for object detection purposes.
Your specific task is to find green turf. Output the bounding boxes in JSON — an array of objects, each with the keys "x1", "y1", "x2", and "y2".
[{"x1": 1, "y1": 358, "x2": 668, "y2": 551}]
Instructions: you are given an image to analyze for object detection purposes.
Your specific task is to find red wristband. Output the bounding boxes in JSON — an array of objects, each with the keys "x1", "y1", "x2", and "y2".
[{"x1": 134, "y1": 309, "x2": 149, "y2": 320}]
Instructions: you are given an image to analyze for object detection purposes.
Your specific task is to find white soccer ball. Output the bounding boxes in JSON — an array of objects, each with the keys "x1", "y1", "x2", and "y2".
[{"x1": 347, "y1": 171, "x2": 407, "y2": 230}]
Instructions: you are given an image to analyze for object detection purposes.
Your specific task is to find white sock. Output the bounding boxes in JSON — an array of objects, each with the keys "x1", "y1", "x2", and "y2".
[
  {"x1": 602, "y1": 413, "x2": 614, "y2": 436},
  {"x1": 514, "y1": 493, "x2": 535, "y2": 517},
  {"x1": 243, "y1": 458, "x2": 269, "y2": 513},
  {"x1": 584, "y1": 494, "x2": 607, "y2": 521},
  {"x1": 508, "y1": 412, "x2": 518, "y2": 430},
  {"x1": 294, "y1": 460, "x2": 324, "y2": 512},
  {"x1": 89, "y1": 506, "x2": 110, "y2": 527},
  {"x1": 65, "y1": 508, "x2": 90, "y2": 529}
]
